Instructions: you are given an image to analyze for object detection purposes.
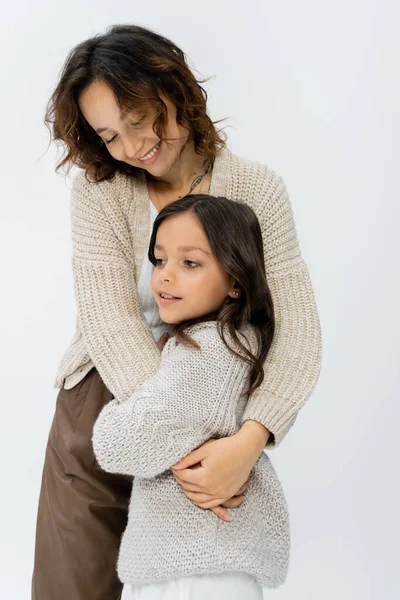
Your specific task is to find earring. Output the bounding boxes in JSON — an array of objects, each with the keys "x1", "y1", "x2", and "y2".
[{"x1": 233, "y1": 291, "x2": 239, "y2": 296}]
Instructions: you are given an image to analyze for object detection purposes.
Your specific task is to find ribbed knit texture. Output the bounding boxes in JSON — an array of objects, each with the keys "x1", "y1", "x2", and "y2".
[
  {"x1": 92, "y1": 321, "x2": 290, "y2": 588},
  {"x1": 136, "y1": 200, "x2": 172, "y2": 343},
  {"x1": 55, "y1": 148, "x2": 322, "y2": 448}
]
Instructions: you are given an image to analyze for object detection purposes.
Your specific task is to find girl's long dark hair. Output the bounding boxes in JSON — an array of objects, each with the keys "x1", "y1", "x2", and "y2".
[
  {"x1": 148, "y1": 195, "x2": 275, "y2": 395},
  {"x1": 45, "y1": 24, "x2": 226, "y2": 181}
]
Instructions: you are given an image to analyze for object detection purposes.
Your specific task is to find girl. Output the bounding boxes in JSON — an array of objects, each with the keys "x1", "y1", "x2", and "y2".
[
  {"x1": 92, "y1": 193, "x2": 289, "y2": 599},
  {"x1": 32, "y1": 24, "x2": 321, "y2": 599}
]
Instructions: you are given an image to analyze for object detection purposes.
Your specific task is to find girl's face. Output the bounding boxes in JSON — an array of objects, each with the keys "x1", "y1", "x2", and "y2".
[
  {"x1": 151, "y1": 212, "x2": 238, "y2": 324},
  {"x1": 78, "y1": 80, "x2": 190, "y2": 178}
]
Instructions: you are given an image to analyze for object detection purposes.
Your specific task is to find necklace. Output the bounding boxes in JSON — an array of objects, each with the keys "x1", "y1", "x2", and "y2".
[{"x1": 150, "y1": 159, "x2": 213, "y2": 212}]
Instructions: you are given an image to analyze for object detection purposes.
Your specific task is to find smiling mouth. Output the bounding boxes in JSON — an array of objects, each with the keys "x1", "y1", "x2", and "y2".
[
  {"x1": 159, "y1": 292, "x2": 181, "y2": 300},
  {"x1": 138, "y1": 141, "x2": 161, "y2": 161}
]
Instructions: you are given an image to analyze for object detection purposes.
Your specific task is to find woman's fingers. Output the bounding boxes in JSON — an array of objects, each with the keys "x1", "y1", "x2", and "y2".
[
  {"x1": 210, "y1": 506, "x2": 232, "y2": 522},
  {"x1": 181, "y1": 484, "x2": 248, "y2": 505},
  {"x1": 174, "y1": 472, "x2": 251, "y2": 500},
  {"x1": 183, "y1": 489, "x2": 212, "y2": 505},
  {"x1": 176, "y1": 482, "x2": 205, "y2": 493},
  {"x1": 171, "y1": 468, "x2": 206, "y2": 492},
  {"x1": 220, "y1": 495, "x2": 245, "y2": 508},
  {"x1": 179, "y1": 483, "x2": 246, "y2": 520},
  {"x1": 182, "y1": 490, "x2": 221, "y2": 504},
  {"x1": 235, "y1": 478, "x2": 250, "y2": 496}
]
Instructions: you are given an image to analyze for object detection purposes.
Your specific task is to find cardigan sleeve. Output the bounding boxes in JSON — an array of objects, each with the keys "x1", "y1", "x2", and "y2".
[
  {"x1": 92, "y1": 328, "x2": 250, "y2": 478},
  {"x1": 240, "y1": 168, "x2": 322, "y2": 449},
  {"x1": 70, "y1": 171, "x2": 161, "y2": 402}
]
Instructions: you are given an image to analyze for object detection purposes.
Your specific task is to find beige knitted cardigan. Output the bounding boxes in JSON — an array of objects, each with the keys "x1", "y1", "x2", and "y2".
[{"x1": 55, "y1": 148, "x2": 322, "y2": 448}]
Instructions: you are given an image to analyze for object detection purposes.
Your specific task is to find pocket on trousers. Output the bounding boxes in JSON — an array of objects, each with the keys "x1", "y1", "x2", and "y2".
[{"x1": 52, "y1": 369, "x2": 97, "y2": 456}]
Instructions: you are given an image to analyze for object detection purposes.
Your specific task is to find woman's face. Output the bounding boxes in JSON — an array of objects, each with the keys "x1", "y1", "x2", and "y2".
[
  {"x1": 78, "y1": 80, "x2": 190, "y2": 177},
  {"x1": 150, "y1": 212, "x2": 237, "y2": 324}
]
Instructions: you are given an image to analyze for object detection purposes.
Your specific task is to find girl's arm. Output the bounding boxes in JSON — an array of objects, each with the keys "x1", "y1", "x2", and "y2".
[{"x1": 92, "y1": 326, "x2": 250, "y2": 479}]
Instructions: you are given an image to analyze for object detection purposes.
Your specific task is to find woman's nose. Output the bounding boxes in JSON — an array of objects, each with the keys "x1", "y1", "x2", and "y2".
[{"x1": 123, "y1": 136, "x2": 144, "y2": 160}]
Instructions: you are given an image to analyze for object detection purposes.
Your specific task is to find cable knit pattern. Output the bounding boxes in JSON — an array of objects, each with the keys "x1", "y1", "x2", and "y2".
[
  {"x1": 54, "y1": 148, "x2": 321, "y2": 448},
  {"x1": 92, "y1": 321, "x2": 290, "y2": 587}
]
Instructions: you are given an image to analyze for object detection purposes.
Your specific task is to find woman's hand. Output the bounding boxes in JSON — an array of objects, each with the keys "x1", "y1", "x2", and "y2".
[{"x1": 171, "y1": 421, "x2": 270, "y2": 521}]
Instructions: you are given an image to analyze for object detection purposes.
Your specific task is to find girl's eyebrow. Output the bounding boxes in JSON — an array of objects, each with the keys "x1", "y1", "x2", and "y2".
[{"x1": 155, "y1": 244, "x2": 210, "y2": 256}]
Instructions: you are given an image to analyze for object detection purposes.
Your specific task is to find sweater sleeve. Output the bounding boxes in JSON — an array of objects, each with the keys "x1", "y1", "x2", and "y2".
[
  {"x1": 70, "y1": 171, "x2": 161, "y2": 402},
  {"x1": 241, "y1": 168, "x2": 322, "y2": 449},
  {"x1": 92, "y1": 328, "x2": 250, "y2": 479}
]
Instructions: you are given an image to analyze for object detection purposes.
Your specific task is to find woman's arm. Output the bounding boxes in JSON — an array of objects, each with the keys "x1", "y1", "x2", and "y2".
[
  {"x1": 70, "y1": 171, "x2": 161, "y2": 402},
  {"x1": 92, "y1": 327, "x2": 250, "y2": 479},
  {"x1": 240, "y1": 167, "x2": 322, "y2": 448},
  {"x1": 171, "y1": 164, "x2": 321, "y2": 517}
]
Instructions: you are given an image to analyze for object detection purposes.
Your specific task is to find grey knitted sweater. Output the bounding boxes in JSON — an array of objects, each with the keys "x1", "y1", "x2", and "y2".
[{"x1": 92, "y1": 321, "x2": 290, "y2": 587}]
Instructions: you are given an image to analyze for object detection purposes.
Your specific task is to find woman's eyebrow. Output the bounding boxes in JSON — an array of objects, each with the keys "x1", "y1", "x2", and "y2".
[
  {"x1": 96, "y1": 115, "x2": 145, "y2": 135},
  {"x1": 155, "y1": 244, "x2": 210, "y2": 256}
]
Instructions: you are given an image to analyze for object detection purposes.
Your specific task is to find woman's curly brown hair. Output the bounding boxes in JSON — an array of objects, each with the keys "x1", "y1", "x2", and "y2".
[{"x1": 45, "y1": 24, "x2": 227, "y2": 182}]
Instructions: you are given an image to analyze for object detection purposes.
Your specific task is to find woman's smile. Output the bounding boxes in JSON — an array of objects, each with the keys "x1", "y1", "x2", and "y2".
[{"x1": 137, "y1": 140, "x2": 162, "y2": 165}]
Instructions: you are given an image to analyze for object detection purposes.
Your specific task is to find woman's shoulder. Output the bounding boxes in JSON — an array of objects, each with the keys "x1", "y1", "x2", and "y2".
[
  {"x1": 223, "y1": 148, "x2": 284, "y2": 188},
  {"x1": 71, "y1": 168, "x2": 128, "y2": 192},
  {"x1": 217, "y1": 149, "x2": 288, "y2": 216},
  {"x1": 70, "y1": 168, "x2": 141, "y2": 212}
]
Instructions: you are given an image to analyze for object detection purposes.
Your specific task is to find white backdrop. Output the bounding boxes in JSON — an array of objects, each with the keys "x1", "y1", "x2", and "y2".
[{"x1": 1, "y1": 1, "x2": 399, "y2": 599}]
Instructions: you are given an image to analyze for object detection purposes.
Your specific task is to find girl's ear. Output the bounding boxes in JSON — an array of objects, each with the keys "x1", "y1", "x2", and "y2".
[{"x1": 227, "y1": 283, "x2": 241, "y2": 299}]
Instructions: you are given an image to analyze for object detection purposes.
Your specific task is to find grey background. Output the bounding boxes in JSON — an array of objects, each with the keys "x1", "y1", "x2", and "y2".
[{"x1": 0, "y1": 1, "x2": 398, "y2": 598}]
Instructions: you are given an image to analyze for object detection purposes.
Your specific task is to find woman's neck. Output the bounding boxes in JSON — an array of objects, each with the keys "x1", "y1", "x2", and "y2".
[{"x1": 149, "y1": 141, "x2": 207, "y2": 192}]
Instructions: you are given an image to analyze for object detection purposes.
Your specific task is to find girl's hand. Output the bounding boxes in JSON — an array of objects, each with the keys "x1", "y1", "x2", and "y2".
[{"x1": 171, "y1": 421, "x2": 270, "y2": 521}]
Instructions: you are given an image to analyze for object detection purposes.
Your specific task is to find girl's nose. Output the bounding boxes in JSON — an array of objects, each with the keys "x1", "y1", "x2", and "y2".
[{"x1": 161, "y1": 266, "x2": 175, "y2": 282}]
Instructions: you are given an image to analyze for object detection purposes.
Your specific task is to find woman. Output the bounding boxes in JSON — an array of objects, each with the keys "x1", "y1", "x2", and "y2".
[{"x1": 32, "y1": 23, "x2": 322, "y2": 600}]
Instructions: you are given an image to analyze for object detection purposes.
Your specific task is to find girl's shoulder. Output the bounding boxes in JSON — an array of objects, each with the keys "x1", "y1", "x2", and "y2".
[{"x1": 163, "y1": 321, "x2": 258, "y2": 361}]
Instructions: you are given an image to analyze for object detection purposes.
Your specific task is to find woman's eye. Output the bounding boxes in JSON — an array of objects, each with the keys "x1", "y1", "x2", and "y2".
[
  {"x1": 105, "y1": 135, "x2": 117, "y2": 145},
  {"x1": 155, "y1": 258, "x2": 165, "y2": 266},
  {"x1": 130, "y1": 115, "x2": 147, "y2": 128},
  {"x1": 185, "y1": 260, "x2": 199, "y2": 268}
]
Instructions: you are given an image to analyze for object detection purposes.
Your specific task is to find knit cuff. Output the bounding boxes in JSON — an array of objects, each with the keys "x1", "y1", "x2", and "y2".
[{"x1": 241, "y1": 396, "x2": 298, "y2": 449}]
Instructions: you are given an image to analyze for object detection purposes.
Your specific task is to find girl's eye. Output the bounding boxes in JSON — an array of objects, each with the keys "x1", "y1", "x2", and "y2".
[
  {"x1": 185, "y1": 260, "x2": 199, "y2": 268},
  {"x1": 154, "y1": 258, "x2": 199, "y2": 268}
]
